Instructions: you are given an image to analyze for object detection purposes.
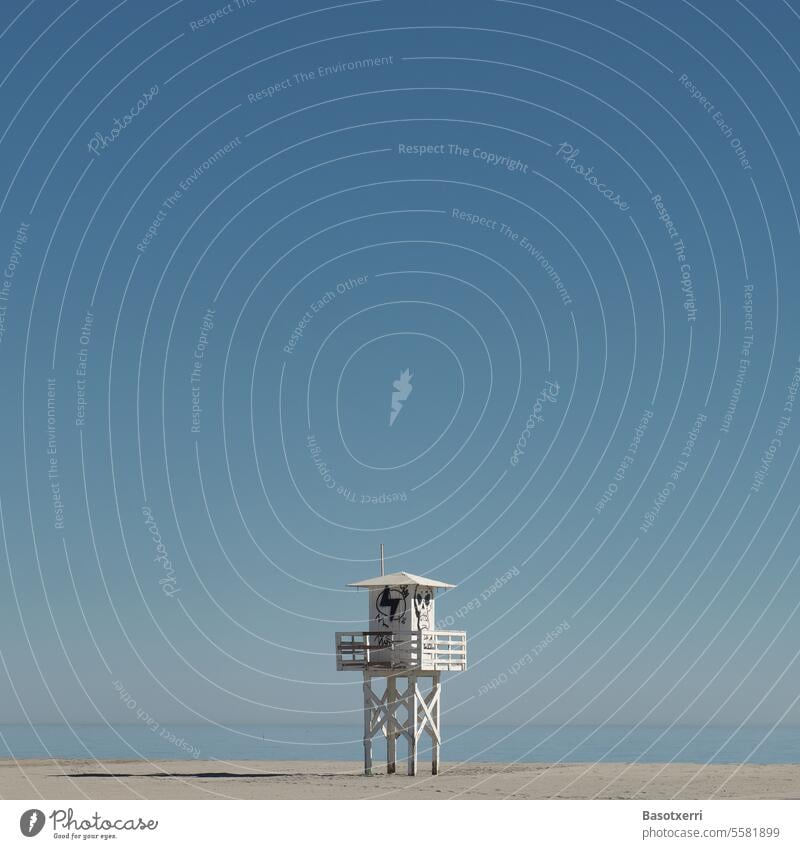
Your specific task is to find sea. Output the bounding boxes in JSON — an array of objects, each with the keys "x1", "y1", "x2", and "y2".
[{"x1": 1, "y1": 724, "x2": 797, "y2": 763}]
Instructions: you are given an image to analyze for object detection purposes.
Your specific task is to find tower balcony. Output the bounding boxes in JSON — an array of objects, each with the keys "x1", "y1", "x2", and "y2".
[{"x1": 335, "y1": 630, "x2": 467, "y2": 673}]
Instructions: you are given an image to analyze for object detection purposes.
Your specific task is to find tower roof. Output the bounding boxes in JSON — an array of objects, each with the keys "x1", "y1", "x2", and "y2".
[{"x1": 347, "y1": 571, "x2": 456, "y2": 588}]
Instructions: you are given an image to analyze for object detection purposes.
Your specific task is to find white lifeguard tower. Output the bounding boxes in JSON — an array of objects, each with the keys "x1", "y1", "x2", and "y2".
[{"x1": 335, "y1": 546, "x2": 467, "y2": 776}]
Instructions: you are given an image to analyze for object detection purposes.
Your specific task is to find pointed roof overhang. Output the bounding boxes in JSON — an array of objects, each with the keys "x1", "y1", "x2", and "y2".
[{"x1": 347, "y1": 570, "x2": 456, "y2": 589}]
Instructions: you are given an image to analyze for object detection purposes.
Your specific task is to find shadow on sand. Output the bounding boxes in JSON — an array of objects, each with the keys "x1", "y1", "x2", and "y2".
[{"x1": 60, "y1": 771, "x2": 293, "y2": 779}]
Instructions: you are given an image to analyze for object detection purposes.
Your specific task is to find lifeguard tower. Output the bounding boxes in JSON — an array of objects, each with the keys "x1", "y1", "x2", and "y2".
[{"x1": 335, "y1": 547, "x2": 467, "y2": 776}]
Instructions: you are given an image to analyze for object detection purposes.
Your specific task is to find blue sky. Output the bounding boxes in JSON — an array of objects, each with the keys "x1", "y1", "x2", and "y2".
[{"x1": 0, "y1": 0, "x2": 799, "y2": 734}]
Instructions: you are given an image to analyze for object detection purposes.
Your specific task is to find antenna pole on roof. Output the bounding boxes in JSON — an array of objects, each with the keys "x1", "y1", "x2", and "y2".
[{"x1": 380, "y1": 543, "x2": 384, "y2": 576}]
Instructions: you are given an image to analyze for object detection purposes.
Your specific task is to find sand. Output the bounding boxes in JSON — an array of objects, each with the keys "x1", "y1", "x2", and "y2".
[{"x1": 1, "y1": 759, "x2": 798, "y2": 799}]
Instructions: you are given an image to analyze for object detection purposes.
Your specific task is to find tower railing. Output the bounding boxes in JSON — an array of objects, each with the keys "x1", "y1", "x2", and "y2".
[{"x1": 335, "y1": 629, "x2": 467, "y2": 672}]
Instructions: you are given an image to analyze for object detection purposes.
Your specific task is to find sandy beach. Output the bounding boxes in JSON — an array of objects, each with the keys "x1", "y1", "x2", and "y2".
[{"x1": 1, "y1": 759, "x2": 797, "y2": 800}]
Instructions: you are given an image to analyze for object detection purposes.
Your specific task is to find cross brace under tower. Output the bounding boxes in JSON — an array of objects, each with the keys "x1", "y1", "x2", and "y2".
[{"x1": 362, "y1": 670, "x2": 442, "y2": 776}]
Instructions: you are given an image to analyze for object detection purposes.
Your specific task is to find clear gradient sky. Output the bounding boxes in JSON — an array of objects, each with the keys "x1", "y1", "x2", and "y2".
[{"x1": 0, "y1": 0, "x2": 799, "y2": 734}]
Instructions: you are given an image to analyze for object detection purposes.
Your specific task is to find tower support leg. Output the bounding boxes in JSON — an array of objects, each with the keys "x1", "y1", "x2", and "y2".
[
  {"x1": 407, "y1": 673, "x2": 418, "y2": 776},
  {"x1": 362, "y1": 672, "x2": 373, "y2": 776},
  {"x1": 386, "y1": 674, "x2": 397, "y2": 774},
  {"x1": 432, "y1": 672, "x2": 441, "y2": 775}
]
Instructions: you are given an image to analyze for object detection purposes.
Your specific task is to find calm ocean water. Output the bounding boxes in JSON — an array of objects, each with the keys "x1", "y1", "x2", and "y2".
[{"x1": 1, "y1": 725, "x2": 797, "y2": 763}]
